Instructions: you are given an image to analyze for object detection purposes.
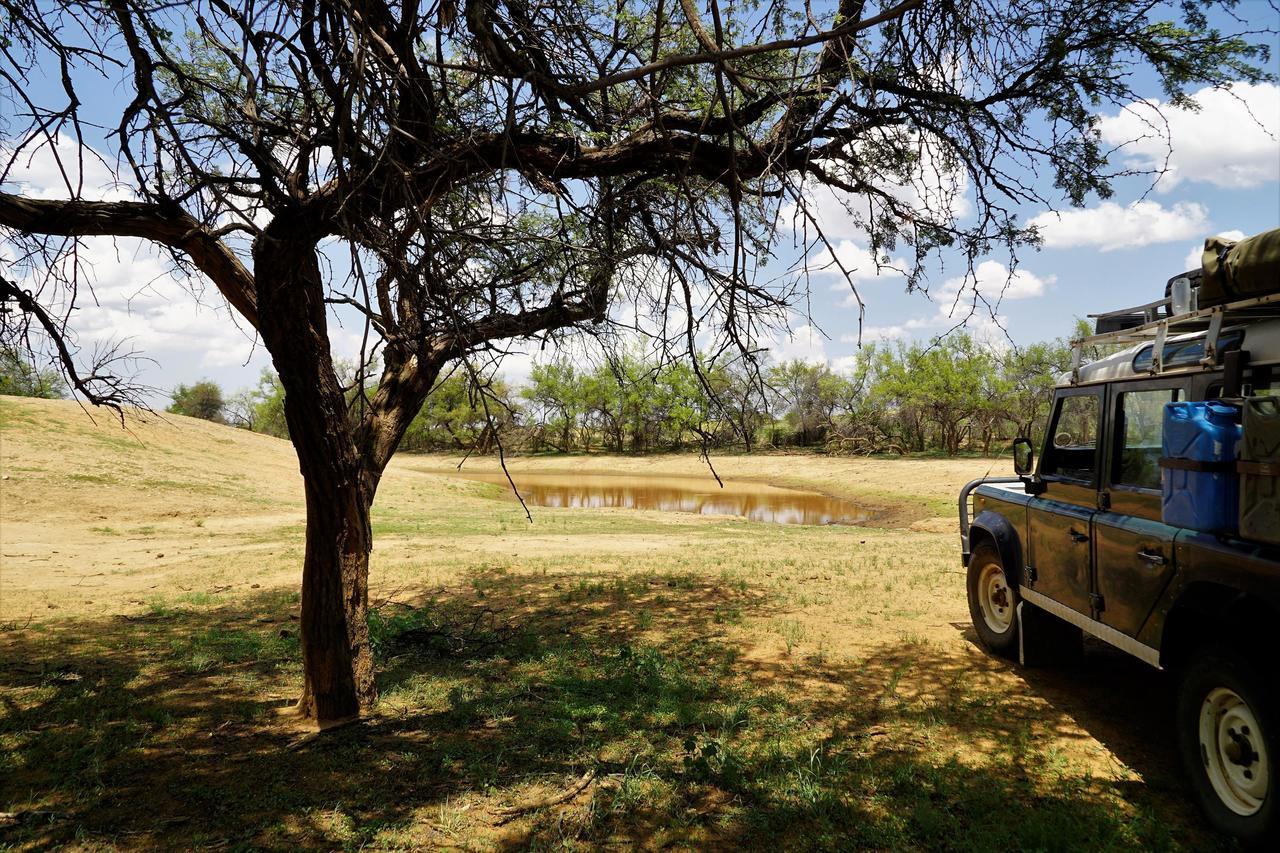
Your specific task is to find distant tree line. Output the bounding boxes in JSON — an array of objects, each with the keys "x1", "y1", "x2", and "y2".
[
  {"x1": 2, "y1": 328, "x2": 1079, "y2": 457},
  {"x1": 162, "y1": 325, "x2": 1084, "y2": 457}
]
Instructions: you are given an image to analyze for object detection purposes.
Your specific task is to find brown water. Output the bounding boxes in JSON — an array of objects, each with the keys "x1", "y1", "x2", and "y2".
[{"x1": 457, "y1": 472, "x2": 876, "y2": 526}]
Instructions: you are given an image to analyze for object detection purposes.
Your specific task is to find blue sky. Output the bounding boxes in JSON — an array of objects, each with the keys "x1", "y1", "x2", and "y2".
[
  {"x1": 765, "y1": 76, "x2": 1280, "y2": 369},
  {"x1": 1, "y1": 4, "x2": 1278, "y2": 402}
]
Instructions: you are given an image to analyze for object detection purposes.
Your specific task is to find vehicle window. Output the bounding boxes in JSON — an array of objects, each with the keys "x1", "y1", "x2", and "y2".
[
  {"x1": 1133, "y1": 330, "x2": 1243, "y2": 372},
  {"x1": 1041, "y1": 394, "x2": 1100, "y2": 482},
  {"x1": 1114, "y1": 388, "x2": 1183, "y2": 490}
]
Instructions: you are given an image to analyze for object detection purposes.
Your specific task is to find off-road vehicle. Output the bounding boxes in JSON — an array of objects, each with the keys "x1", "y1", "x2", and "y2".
[{"x1": 959, "y1": 230, "x2": 1280, "y2": 843}]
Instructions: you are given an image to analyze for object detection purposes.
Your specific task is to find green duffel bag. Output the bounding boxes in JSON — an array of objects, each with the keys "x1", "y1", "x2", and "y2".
[{"x1": 1200, "y1": 227, "x2": 1280, "y2": 308}]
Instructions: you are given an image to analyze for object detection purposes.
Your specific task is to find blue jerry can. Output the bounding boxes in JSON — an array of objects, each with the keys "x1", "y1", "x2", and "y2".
[{"x1": 1161, "y1": 401, "x2": 1242, "y2": 532}]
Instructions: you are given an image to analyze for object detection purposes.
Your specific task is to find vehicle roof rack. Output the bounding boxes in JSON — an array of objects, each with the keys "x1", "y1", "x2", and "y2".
[{"x1": 1071, "y1": 290, "x2": 1280, "y2": 383}]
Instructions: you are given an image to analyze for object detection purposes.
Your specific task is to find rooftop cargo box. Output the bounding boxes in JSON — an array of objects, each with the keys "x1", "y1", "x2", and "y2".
[{"x1": 1200, "y1": 228, "x2": 1280, "y2": 308}]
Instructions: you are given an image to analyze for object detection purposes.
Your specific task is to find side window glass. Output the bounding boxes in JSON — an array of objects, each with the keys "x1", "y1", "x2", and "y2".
[
  {"x1": 1042, "y1": 394, "x2": 1100, "y2": 482},
  {"x1": 1114, "y1": 388, "x2": 1183, "y2": 490}
]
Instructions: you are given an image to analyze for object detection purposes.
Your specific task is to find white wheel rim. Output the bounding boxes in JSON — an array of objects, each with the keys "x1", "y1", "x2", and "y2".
[
  {"x1": 977, "y1": 562, "x2": 1013, "y2": 634},
  {"x1": 1199, "y1": 686, "x2": 1269, "y2": 816}
]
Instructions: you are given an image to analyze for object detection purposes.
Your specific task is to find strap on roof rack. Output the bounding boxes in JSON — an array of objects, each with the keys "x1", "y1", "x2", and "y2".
[
  {"x1": 1200, "y1": 310, "x2": 1224, "y2": 365},
  {"x1": 1150, "y1": 321, "x2": 1168, "y2": 374}
]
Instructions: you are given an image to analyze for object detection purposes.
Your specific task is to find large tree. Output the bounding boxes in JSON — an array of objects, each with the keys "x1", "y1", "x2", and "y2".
[
  {"x1": 0, "y1": 0, "x2": 1268, "y2": 722},
  {"x1": 169, "y1": 380, "x2": 228, "y2": 423}
]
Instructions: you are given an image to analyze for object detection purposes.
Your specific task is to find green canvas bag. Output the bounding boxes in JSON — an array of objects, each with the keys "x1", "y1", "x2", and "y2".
[{"x1": 1200, "y1": 227, "x2": 1280, "y2": 308}]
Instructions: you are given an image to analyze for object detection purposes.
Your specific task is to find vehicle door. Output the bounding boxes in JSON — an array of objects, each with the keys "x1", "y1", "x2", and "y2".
[
  {"x1": 1027, "y1": 388, "x2": 1104, "y2": 617},
  {"x1": 1094, "y1": 380, "x2": 1185, "y2": 637}
]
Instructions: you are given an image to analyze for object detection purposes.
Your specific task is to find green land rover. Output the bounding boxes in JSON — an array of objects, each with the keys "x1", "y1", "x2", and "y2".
[{"x1": 959, "y1": 235, "x2": 1280, "y2": 844}]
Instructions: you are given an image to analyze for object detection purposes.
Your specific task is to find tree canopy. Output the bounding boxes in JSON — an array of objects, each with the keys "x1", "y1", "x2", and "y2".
[{"x1": 168, "y1": 380, "x2": 227, "y2": 423}]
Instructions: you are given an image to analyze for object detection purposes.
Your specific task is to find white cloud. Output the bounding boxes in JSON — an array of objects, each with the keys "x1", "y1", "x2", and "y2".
[
  {"x1": 32, "y1": 237, "x2": 262, "y2": 372},
  {"x1": 924, "y1": 261, "x2": 1045, "y2": 351},
  {"x1": 2, "y1": 137, "x2": 272, "y2": 391},
  {"x1": 843, "y1": 316, "x2": 935, "y2": 344},
  {"x1": 769, "y1": 324, "x2": 829, "y2": 365},
  {"x1": 494, "y1": 349, "x2": 537, "y2": 387},
  {"x1": 837, "y1": 259, "x2": 1048, "y2": 349},
  {"x1": 1183, "y1": 229, "x2": 1246, "y2": 271},
  {"x1": 810, "y1": 240, "x2": 907, "y2": 283},
  {"x1": 1028, "y1": 200, "x2": 1209, "y2": 251},
  {"x1": 803, "y1": 238, "x2": 910, "y2": 306},
  {"x1": 785, "y1": 131, "x2": 974, "y2": 269},
  {"x1": 936, "y1": 260, "x2": 1052, "y2": 308},
  {"x1": 1098, "y1": 82, "x2": 1280, "y2": 192},
  {"x1": 2, "y1": 134, "x2": 131, "y2": 201},
  {"x1": 829, "y1": 354, "x2": 867, "y2": 374}
]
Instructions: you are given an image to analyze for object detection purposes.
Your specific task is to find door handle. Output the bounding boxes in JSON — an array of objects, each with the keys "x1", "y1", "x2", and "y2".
[
  {"x1": 1138, "y1": 549, "x2": 1167, "y2": 566},
  {"x1": 1069, "y1": 529, "x2": 1089, "y2": 544}
]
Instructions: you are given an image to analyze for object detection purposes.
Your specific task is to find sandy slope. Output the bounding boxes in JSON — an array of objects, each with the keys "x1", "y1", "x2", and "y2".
[
  {"x1": 1, "y1": 395, "x2": 1000, "y2": 622},
  {"x1": 1, "y1": 396, "x2": 303, "y2": 620}
]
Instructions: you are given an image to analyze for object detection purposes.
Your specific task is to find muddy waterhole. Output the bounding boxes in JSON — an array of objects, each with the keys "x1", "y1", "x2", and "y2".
[{"x1": 452, "y1": 470, "x2": 877, "y2": 525}]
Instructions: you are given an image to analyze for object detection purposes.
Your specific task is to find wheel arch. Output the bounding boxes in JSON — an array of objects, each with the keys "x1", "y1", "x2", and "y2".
[{"x1": 968, "y1": 509, "x2": 1024, "y2": 589}]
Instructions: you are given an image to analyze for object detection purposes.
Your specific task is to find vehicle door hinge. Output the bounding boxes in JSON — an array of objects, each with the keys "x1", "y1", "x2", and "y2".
[
  {"x1": 1090, "y1": 592, "x2": 1106, "y2": 613},
  {"x1": 1023, "y1": 565, "x2": 1037, "y2": 585}
]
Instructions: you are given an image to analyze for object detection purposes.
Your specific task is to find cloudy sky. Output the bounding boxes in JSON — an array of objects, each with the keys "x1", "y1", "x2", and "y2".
[{"x1": 2, "y1": 17, "x2": 1278, "y2": 404}]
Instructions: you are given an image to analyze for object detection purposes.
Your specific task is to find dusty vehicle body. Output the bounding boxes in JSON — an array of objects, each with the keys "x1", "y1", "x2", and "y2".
[{"x1": 960, "y1": 287, "x2": 1280, "y2": 843}]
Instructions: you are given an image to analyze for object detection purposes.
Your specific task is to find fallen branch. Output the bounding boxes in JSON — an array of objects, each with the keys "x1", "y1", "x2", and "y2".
[
  {"x1": 0, "y1": 810, "x2": 64, "y2": 827},
  {"x1": 493, "y1": 769, "x2": 598, "y2": 824},
  {"x1": 388, "y1": 606, "x2": 516, "y2": 658},
  {"x1": 0, "y1": 614, "x2": 34, "y2": 632}
]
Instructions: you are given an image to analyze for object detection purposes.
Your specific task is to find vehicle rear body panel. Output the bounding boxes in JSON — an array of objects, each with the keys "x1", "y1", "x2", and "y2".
[{"x1": 1138, "y1": 532, "x2": 1280, "y2": 651}]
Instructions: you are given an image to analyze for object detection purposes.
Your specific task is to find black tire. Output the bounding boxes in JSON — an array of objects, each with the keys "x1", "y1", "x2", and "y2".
[
  {"x1": 1176, "y1": 645, "x2": 1278, "y2": 845},
  {"x1": 967, "y1": 539, "x2": 1019, "y2": 657}
]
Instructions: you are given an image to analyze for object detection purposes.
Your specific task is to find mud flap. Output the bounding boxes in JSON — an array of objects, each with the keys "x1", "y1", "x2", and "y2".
[{"x1": 1017, "y1": 601, "x2": 1084, "y2": 666}]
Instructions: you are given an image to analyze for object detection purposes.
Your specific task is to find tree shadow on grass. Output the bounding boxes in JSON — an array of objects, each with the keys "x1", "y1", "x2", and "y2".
[
  {"x1": 0, "y1": 571, "x2": 1231, "y2": 851},
  {"x1": 947, "y1": 622, "x2": 1203, "y2": 837}
]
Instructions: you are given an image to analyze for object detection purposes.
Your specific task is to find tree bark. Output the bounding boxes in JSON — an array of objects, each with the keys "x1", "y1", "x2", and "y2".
[
  {"x1": 294, "y1": 464, "x2": 376, "y2": 721},
  {"x1": 253, "y1": 216, "x2": 376, "y2": 723}
]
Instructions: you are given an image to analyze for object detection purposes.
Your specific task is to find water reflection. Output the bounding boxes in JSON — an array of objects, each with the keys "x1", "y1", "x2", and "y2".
[{"x1": 457, "y1": 472, "x2": 876, "y2": 526}]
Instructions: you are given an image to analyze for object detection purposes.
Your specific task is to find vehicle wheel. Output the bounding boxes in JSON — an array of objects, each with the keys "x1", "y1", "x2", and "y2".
[
  {"x1": 967, "y1": 539, "x2": 1019, "y2": 656},
  {"x1": 1177, "y1": 646, "x2": 1277, "y2": 844}
]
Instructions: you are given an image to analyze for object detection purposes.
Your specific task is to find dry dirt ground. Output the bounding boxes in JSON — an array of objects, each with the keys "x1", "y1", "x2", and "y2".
[{"x1": 0, "y1": 396, "x2": 1227, "y2": 850}]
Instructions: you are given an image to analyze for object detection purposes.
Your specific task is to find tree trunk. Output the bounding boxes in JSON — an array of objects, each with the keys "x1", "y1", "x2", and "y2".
[
  {"x1": 253, "y1": 217, "x2": 376, "y2": 723},
  {"x1": 295, "y1": 464, "x2": 375, "y2": 721}
]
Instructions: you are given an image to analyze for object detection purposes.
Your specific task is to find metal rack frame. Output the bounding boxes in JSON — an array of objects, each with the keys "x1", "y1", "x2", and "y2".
[{"x1": 1071, "y1": 291, "x2": 1280, "y2": 383}]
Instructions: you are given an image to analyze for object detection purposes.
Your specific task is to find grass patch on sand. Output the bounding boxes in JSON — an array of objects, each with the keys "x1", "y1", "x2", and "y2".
[{"x1": 1, "y1": 557, "x2": 1214, "y2": 850}]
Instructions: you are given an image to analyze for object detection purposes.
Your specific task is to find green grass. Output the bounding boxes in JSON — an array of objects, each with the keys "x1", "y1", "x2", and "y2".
[{"x1": 0, "y1": 576, "x2": 1218, "y2": 851}]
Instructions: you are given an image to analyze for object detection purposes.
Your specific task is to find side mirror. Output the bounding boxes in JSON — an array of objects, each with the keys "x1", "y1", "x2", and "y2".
[{"x1": 1013, "y1": 437, "x2": 1034, "y2": 476}]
